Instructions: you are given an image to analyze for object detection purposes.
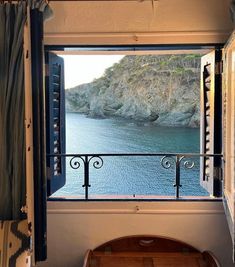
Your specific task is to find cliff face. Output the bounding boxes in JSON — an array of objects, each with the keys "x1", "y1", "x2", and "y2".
[{"x1": 65, "y1": 54, "x2": 201, "y2": 127}]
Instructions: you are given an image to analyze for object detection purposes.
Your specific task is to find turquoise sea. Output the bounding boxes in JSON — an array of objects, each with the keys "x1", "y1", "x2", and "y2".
[{"x1": 53, "y1": 113, "x2": 208, "y2": 198}]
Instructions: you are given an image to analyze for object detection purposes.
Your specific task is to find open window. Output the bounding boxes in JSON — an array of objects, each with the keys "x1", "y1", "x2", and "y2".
[{"x1": 44, "y1": 46, "x2": 224, "y2": 199}]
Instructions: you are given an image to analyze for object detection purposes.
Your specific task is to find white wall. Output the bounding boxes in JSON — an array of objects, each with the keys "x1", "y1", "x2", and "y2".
[
  {"x1": 44, "y1": 0, "x2": 233, "y2": 45},
  {"x1": 37, "y1": 201, "x2": 234, "y2": 267}
]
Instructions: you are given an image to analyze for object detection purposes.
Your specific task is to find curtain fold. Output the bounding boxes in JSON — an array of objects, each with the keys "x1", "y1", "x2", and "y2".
[
  {"x1": 0, "y1": 2, "x2": 27, "y2": 220},
  {"x1": 0, "y1": 0, "x2": 52, "y2": 221}
]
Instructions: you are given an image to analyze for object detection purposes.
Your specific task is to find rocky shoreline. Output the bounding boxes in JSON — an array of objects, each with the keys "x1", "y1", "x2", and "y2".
[{"x1": 66, "y1": 54, "x2": 201, "y2": 128}]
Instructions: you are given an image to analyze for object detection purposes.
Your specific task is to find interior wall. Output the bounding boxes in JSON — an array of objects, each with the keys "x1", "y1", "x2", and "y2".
[
  {"x1": 40, "y1": 2, "x2": 234, "y2": 267},
  {"x1": 44, "y1": 0, "x2": 233, "y2": 45},
  {"x1": 37, "y1": 201, "x2": 234, "y2": 267}
]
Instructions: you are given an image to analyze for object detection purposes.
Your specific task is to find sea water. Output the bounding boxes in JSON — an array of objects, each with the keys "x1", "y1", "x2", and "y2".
[{"x1": 53, "y1": 113, "x2": 208, "y2": 198}]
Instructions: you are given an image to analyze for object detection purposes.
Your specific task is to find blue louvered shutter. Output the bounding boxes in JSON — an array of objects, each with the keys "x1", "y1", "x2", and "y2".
[
  {"x1": 45, "y1": 52, "x2": 66, "y2": 196},
  {"x1": 200, "y1": 50, "x2": 222, "y2": 197}
]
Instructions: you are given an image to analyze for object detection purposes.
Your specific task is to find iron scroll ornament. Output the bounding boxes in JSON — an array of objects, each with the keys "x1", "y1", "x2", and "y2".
[
  {"x1": 69, "y1": 155, "x2": 104, "y2": 170},
  {"x1": 160, "y1": 155, "x2": 195, "y2": 170},
  {"x1": 160, "y1": 155, "x2": 195, "y2": 197},
  {"x1": 69, "y1": 155, "x2": 104, "y2": 198},
  {"x1": 160, "y1": 155, "x2": 176, "y2": 169},
  {"x1": 88, "y1": 156, "x2": 104, "y2": 169},
  {"x1": 70, "y1": 156, "x2": 85, "y2": 169}
]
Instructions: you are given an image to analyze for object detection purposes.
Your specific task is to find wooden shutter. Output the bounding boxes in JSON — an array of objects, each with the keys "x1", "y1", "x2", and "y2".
[
  {"x1": 223, "y1": 32, "x2": 235, "y2": 261},
  {"x1": 45, "y1": 52, "x2": 66, "y2": 196},
  {"x1": 200, "y1": 49, "x2": 222, "y2": 196}
]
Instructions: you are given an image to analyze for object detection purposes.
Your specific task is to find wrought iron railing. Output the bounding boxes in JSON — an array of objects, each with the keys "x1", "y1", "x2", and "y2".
[{"x1": 47, "y1": 153, "x2": 222, "y2": 200}]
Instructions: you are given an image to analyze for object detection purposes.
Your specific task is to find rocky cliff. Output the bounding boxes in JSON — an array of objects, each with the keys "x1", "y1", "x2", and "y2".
[{"x1": 65, "y1": 54, "x2": 201, "y2": 127}]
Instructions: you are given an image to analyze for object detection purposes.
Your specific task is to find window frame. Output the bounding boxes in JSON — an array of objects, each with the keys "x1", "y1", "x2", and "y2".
[{"x1": 45, "y1": 44, "x2": 223, "y2": 202}]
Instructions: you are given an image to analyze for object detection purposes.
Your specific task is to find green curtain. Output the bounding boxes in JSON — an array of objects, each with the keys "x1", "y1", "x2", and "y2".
[{"x1": 0, "y1": 3, "x2": 27, "y2": 220}]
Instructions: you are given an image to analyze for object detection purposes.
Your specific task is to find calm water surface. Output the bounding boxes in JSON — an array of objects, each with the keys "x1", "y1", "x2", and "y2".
[{"x1": 53, "y1": 113, "x2": 208, "y2": 198}]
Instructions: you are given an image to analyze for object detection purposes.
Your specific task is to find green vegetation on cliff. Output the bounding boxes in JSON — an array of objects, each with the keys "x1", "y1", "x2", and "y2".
[{"x1": 66, "y1": 54, "x2": 201, "y2": 127}]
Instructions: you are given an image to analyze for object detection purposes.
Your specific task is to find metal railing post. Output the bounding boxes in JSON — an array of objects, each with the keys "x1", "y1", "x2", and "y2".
[
  {"x1": 174, "y1": 155, "x2": 182, "y2": 198},
  {"x1": 83, "y1": 155, "x2": 90, "y2": 200}
]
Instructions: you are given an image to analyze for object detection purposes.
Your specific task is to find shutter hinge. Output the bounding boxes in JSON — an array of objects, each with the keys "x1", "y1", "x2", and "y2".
[
  {"x1": 213, "y1": 166, "x2": 223, "y2": 197},
  {"x1": 215, "y1": 61, "x2": 223, "y2": 75},
  {"x1": 45, "y1": 64, "x2": 49, "y2": 76},
  {"x1": 47, "y1": 166, "x2": 52, "y2": 180},
  {"x1": 214, "y1": 166, "x2": 223, "y2": 180}
]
